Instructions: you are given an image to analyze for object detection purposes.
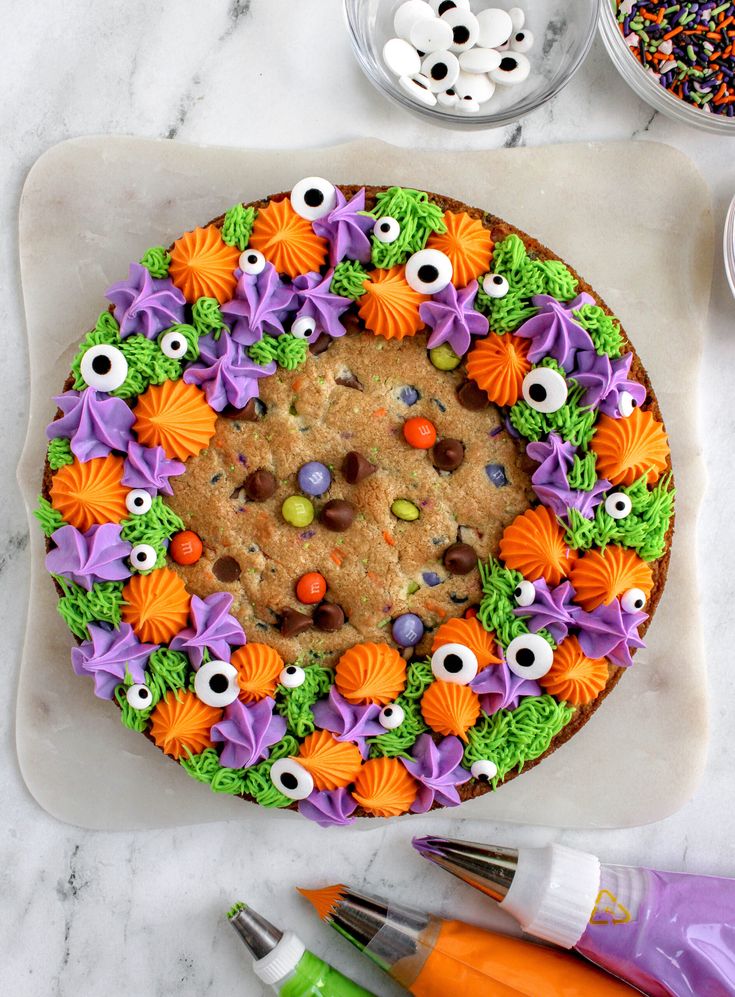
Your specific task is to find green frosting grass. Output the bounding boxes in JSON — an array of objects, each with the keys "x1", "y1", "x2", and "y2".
[
  {"x1": 477, "y1": 559, "x2": 555, "y2": 650},
  {"x1": 139, "y1": 246, "x2": 171, "y2": 278},
  {"x1": 34, "y1": 496, "x2": 66, "y2": 538},
  {"x1": 368, "y1": 187, "x2": 446, "y2": 269},
  {"x1": 248, "y1": 334, "x2": 307, "y2": 370},
  {"x1": 331, "y1": 260, "x2": 370, "y2": 299},
  {"x1": 240, "y1": 734, "x2": 301, "y2": 808},
  {"x1": 192, "y1": 297, "x2": 227, "y2": 339},
  {"x1": 53, "y1": 576, "x2": 125, "y2": 640},
  {"x1": 567, "y1": 451, "x2": 598, "y2": 491},
  {"x1": 573, "y1": 304, "x2": 623, "y2": 358},
  {"x1": 276, "y1": 662, "x2": 333, "y2": 738},
  {"x1": 156, "y1": 323, "x2": 199, "y2": 362},
  {"x1": 509, "y1": 361, "x2": 597, "y2": 450},
  {"x1": 221, "y1": 203, "x2": 256, "y2": 250},
  {"x1": 47, "y1": 438, "x2": 73, "y2": 470},
  {"x1": 368, "y1": 658, "x2": 432, "y2": 759}
]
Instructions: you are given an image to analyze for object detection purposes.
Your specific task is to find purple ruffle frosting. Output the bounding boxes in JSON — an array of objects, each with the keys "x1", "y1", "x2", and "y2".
[
  {"x1": 571, "y1": 350, "x2": 647, "y2": 417},
  {"x1": 513, "y1": 578, "x2": 577, "y2": 644},
  {"x1": 292, "y1": 271, "x2": 352, "y2": 341},
  {"x1": 183, "y1": 332, "x2": 276, "y2": 411},
  {"x1": 526, "y1": 433, "x2": 609, "y2": 521},
  {"x1": 401, "y1": 734, "x2": 470, "y2": 813},
  {"x1": 71, "y1": 622, "x2": 158, "y2": 699},
  {"x1": 471, "y1": 660, "x2": 541, "y2": 715},
  {"x1": 47, "y1": 389, "x2": 135, "y2": 462},
  {"x1": 312, "y1": 187, "x2": 374, "y2": 266},
  {"x1": 514, "y1": 293, "x2": 595, "y2": 369},
  {"x1": 46, "y1": 523, "x2": 132, "y2": 590},
  {"x1": 210, "y1": 697, "x2": 286, "y2": 769},
  {"x1": 419, "y1": 280, "x2": 489, "y2": 357},
  {"x1": 105, "y1": 262, "x2": 185, "y2": 339},
  {"x1": 122, "y1": 442, "x2": 185, "y2": 495},
  {"x1": 312, "y1": 688, "x2": 383, "y2": 759},
  {"x1": 573, "y1": 600, "x2": 647, "y2": 668},
  {"x1": 298, "y1": 787, "x2": 358, "y2": 828},
  {"x1": 170, "y1": 592, "x2": 245, "y2": 668},
  {"x1": 220, "y1": 264, "x2": 295, "y2": 346}
]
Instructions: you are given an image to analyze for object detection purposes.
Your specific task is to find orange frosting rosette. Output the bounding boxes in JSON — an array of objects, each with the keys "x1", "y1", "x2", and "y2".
[
  {"x1": 432, "y1": 617, "x2": 501, "y2": 671},
  {"x1": 465, "y1": 334, "x2": 531, "y2": 407},
  {"x1": 133, "y1": 380, "x2": 217, "y2": 461},
  {"x1": 230, "y1": 643, "x2": 285, "y2": 703},
  {"x1": 352, "y1": 757, "x2": 418, "y2": 817},
  {"x1": 149, "y1": 689, "x2": 222, "y2": 760},
  {"x1": 569, "y1": 546, "x2": 654, "y2": 612},
  {"x1": 426, "y1": 210, "x2": 493, "y2": 288},
  {"x1": 540, "y1": 636, "x2": 609, "y2": 706},
  {"x1": 357, "y1": 265, "x2": 428, "y2": 340},
  {"x1": 249, "y1": 197, "x2": 328, "y2": 278},
  {"x1": 591, "y1": 407, "x2": 669, "y2": 486},
  {"x1": 500, "y1": 505, "x2": 577, "y2": 587},
  {"x1": 122, "y1": 568, "x2": 191, "y2": 644},
  {"x1": 420, "y1": 680, "x2": 481, "y2": 741},
  {"x1": 297, "y1": 730, "x2": 363, "y2": 791},
  {"x1": 49, "y1": 455, "x2": 128, "y2": 532},
  {"x1": 335, "y1": 642, "x2": 406, "y2": 705},
  {"x1": 169, "y1": 225, "x2": 240, "y2": 304}
]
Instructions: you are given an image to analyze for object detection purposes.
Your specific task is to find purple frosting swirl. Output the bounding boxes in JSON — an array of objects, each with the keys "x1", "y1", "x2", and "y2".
[
  {"x1": 221, "y1": 264, "x2": 295, "y2": 346},
  {"x1": 170, "y1": 592, "x2": 245, "y2": 668},
  {"x1": 573, "y1": 600, "x2": 647, "y2": 668},
  {"x1": 401, "y1": 734, "x2": 470, "y2": 813},
  {"x1": 292, "y1": 271, "x2": 352, "y2": 341},
  {"x1": 299, "y1": 787, "x2": 358, "y2": 828},
  {"x1": 514, "y1": 293, "x2": 595, "y2": 369},
  {"x1": 71, "y1": 622, "x2": 158, "y2": 699},
  {"x1": 571, "y1": 350, "x2": 647, "y2": 417},
  {"x1": 122, "y1": 442, "x2": 185, "y2": 495},
  {"x1": 312, "y1": 687, "x2": 383, "y2": 759},
  {"x1": 312, "y1": 187, "x2": 374, "y2": 266},
  {"x1": 46, "y1": 523, "x2": 132, "y2": 590},
  {"x1": 47, "y1": 389, "x2": 135, "y2": 462},
  {"x1": 526, "y1": 433, "x2": 609, "y2": 521},
  {"x1": 210, "y1": 697, "x2": 286, "y2": 768},
  {"x1": 471, "y1": 660, "x2": 541, "y2": 715},
  {"x1": 419, "y1": 280, "x2": 489, "y2": 357},
  {"x1": 513, "y1": 578, "x2": 577, "y2": 644},
  {"x1": 105, "y1": 262, "x2": 185, "y2": 339},
  {"x1": 183, "y1": 332, "x2": 276, "y2": 411}
]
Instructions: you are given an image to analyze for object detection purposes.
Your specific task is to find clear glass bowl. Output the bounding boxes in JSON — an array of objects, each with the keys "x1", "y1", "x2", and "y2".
[
  {"x1": 343, "y1": 0, "x2": 599, "y2": 129},
  {"x1": 725, "y1": 193, "x2": 735, "y2": 299},
  {"x1": 599, "y1": 0, "x2": 735, "y2": 135}
]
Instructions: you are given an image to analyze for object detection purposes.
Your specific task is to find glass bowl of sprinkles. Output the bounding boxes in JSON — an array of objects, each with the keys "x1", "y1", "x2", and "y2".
[
  {"x1": 343, "y1": 0, "x2": 599, "y2": 129},
  {"x1": 600, "y1": 0, "x2": 735, "y2": 133}
]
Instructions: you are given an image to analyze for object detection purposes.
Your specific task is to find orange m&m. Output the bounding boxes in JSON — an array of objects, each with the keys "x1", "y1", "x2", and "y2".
[
  {"x1": 403, "y1": 416, "x2": 437, "y2": 450},
  {"x1": 296, "y1": 572, "x2": 327, "y2": 605},
  {"x1": 169, "y1": 530, "x2": 203, "y2": 565}
]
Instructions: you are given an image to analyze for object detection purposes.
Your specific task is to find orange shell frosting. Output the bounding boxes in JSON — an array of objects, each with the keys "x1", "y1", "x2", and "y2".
[
  {"x1": 133, "y1": 380, "x2": 217, "y2": 461},
  {"x1": 539, "y1": 636, "x2": 609, "y2": 706},
  {"x1": 169, "y1": 225, "x2": 240, "y2": 304},
  {"x1": 335, "y1": 642, "x2": 407, "y2": 705},
  {"x1": 49, "y1": 455, "x2": 128, "y2": 532},
  {"x1": 352, "y1": 757, "x2": 418, "y2": 817},
  {"x1": 357, "y1": 265, "x2": 428, "y2": 340},
  {"x1": 591, "y1": 407, "x2": 669, "y2": 486},
  {"x1": 465, "y1": 334, "x2": 531, "y2": 407},
  {"x1": 569, "y1": 546, "x2": 654, "y2": 612},
  {"x1": 426, "y1": 210, "x2": 493, "y2": 288},
  {"x1": 248, "y1": 197, "x2": 328, "y2": 278},
  {"x1": 148, "y1": 689, "x2": 222, "y2": 760},
  {"x1": 297, "y1": 730, "x2": 363, "y2": 791},
  {"x1": 122, "y1": 568, "x2": 191, "y2": 644},
  {"x1": 432, "y1": 617, "x2": 501, "y2": 671},
  {"x1": 420, "y1": 680, "x2": 481, "y2": 741},
  {"x1": 500, "y1": 505, "x2": 577, "y2": 587},
  {"x1": 231, "y1": 643, "x2": 285, "y2": 703}
]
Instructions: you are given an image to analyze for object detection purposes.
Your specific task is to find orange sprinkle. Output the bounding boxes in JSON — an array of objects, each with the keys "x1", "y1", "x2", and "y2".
[
  {"x1": 330, "y1": 549, "x2": 344, "y2": 566},
  {"x1": 663, "y1": 25, "x2": 683, "y2": 39},
  {"x1": 382, "y1": 531, "x2": 396, "y2": 547},
  {"x1": 292, "y1": 377, "x2": 304, "y2": 392},
  {"x1": 371, "y1": 407, "x2": 388, "y2": 418},
  {"x1": 424, "y1": 600, "x2": 447, "y2": 619}
]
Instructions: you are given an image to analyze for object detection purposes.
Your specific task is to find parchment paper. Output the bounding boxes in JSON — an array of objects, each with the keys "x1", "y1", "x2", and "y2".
[{"x1": 16, "y1": 136, "x2": 711, "y2": 830}]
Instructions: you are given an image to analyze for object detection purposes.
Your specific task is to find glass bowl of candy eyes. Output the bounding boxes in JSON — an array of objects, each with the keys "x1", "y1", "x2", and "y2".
[
  {"x1": 599, "y1": 0, "x2": 735, "y2": 134},
  {"x1": 343, "y1": 0, "x2": 599, "y2": 128}
]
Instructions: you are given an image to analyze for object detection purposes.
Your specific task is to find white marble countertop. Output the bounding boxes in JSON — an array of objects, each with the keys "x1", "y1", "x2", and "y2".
[{"x1": 1, "y1": 2, "x2": 734, "y2": 995}]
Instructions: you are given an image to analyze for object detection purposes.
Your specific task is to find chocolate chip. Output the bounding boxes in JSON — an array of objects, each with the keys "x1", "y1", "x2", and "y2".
[
  {"x1": 222, "y1": 397, "x2": 261, "y2": 421},
  {"x1": 212, "y1": 556, "x2": 241, "y2": 582},
  {"x1": 280, "y1": 608, "x2": 312, "y2": 637},
  {"x1": 335, "y1": 370, "x2": 363, "y2": 391},
  {"x1": 433, "y1": 438, "x2": 465, "y2": 472},
  {"x1": 443, "y1": 542, "x2": 477, "y2": 575},
  {"x1": 457, "y1": 380, "x2": 490, "y2": 411},
  {"x1": 313, "y1": 602, "x2": 345, "y2": 632},
  {"x1": 342, "y1": 450, "x2": 377, "y2": 485},
  {"x1": 244, "y1": 469, "x2": 276, "y2": 502},
  {"x1": 319, "y1": 499, "x2": 355, "y2": 532},
  {"x1": 309, "y1": 333, "x2": 332, "y2": 356}
]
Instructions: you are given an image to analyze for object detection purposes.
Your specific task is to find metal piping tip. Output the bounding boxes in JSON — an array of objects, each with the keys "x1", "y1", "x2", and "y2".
[
  {"x1": 228, "y1": 902, "x2": 283, "y2": 962},
  {"x1": 412, "y1": 835, "x2": 520, "y2": 902}
]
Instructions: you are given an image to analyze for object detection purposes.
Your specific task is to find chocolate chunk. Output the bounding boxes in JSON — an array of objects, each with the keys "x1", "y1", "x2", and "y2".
[
  {"x1": 244, "y1": 468, "x2": 276, "y2": 502},
  {"x1": 335, "y1": 370, "x2": 363, "y2": 391},
  {"x1": 443, "y1": 542, "x2": 477, "y2": 575},
  {"x1": 320, "y1": 499, "x2": 355, "y2": 532},
  {"x1": 212, "y1": 556, "x2": 241, "y2": 582},
  {"x1": 280, "y1": 608, "x2": 313, "y2": 637},
  {"x1": 433, "y1": 438, "x2": 465, "y2": 472},
  {"x1": 342, "y1": 450, "x2": 377, "y2": 484},
  {"x1": 314, "y1": 602, "x2": 345, "y2": 632},
  {"x1": 457, "y1": 380, "x2": 490, "y2": 411},
  {"x1": 222, "y1": 397, "x2": 263, "y2": 421},
  {"x1": 309, "y1": 333, "x2": 332, "y2": 356}
]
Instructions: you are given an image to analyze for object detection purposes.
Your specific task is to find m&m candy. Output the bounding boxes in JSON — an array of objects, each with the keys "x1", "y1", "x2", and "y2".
[
  {"x1": 403, "y1": 416, "x2": 437, "y2": 449},
  {"x1": 169, "y1": 531, "x2": 203, "y2": 565},
  {"x1": 296, "y1": 572, "x2": 327, "y2": 604}
]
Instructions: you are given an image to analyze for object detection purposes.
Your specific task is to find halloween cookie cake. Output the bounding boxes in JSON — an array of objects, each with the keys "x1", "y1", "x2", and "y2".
[{"x1": 35, "y1": 180, "x2": 674, "y2": 824}]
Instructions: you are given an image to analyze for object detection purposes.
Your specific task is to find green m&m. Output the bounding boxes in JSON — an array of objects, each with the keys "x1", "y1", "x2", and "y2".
[
  {"x1": 391, "y1": 499, "x2": 420, "y2": 522},
  {"x1": 429, "y1": 343, "x2": 461, "y2": 371},
  {"x1": 282, "y1": 495, "x2": 315, "y2": 527}
]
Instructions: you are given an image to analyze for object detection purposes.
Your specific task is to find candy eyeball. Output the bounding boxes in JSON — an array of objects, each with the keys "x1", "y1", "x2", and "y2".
[
  {"x1": 374, "y1": 216, "x2": 401, "y2": 244},
  {"x1": 80, "y1": 343, "x2": 128, "y2": 392},
  {"x1": 431, "y1": 642, "x2": 479, "y2": 684},
  {"x1": 270, "y1": 757, "x2": 314, "y2": 801},
  {"x1": 431, "y1": 0, "x2": 470, "y2": 14},
  {"x1": 471, "y1": 758, "x2": 498, "y2": 781},
  {"x1": 125, "y1": 489, "x2": 153, "y2": 516},
  {"x1": 510, "y1": 29, "x2": 534, "y2": 53},
  {"x1": 621, "y1": 588, "x2": 647, "y2": 614},
  {"x1": 506, "y1": 633, "x2": 554, "y2": 680},
  {"x1": 194, "y1": 659, "x2": 240, "y2": 708},
  {"x1": 489, "y1": 52, "x2": 531, "y2": 86},
  {"x1": 290, "y1": 177, "x2": 337, "y2": 221},
  {"x1": 405, "y1": 248, "x2": 453, "y2": 294},
  {"x1": 482, "y1": 273, "x2": 509, "y2": 299},
  {"x1": 605, "y1": 491, "x2": 632, "y2": 520},
  {"x1": 159, "y1": 329, "x2": 188, "y2": 360},
  {"x1": 437, "y1": 88, "x2": 459, "y2": 108},
  {"x1": 126, "y1": 683, "x2": 153, "y2": 711},
  {"x1": 421, "y1": 50, "x2": 460, "y2": 91},
  {"x1": 522, "y1": 367, "x2": 568, "y2": 413},
  {"x1": 291, "y1": 315, "x2": 316, "y2": 340},
  {"x1": 513, "y1": 580, "x2": 536, "y2": 607},
  {"x1": 239, "y1": 248, "x2": 266, "y2": 276},
  {"x1": 441, "y1": 8, "x2": 479, "y2": 52},
  {"x1": 279, "y1": 664, "x2": 306, "y2": 689},
  {"x1": 618, "y1": 390, "x2": 638, "y2": 418},
  {"x1": 379, "y1": 702, "x2": 406, "y2": 730},
  {"x1": 130, "y1": 543, "x2": 157, "y2": 571}
]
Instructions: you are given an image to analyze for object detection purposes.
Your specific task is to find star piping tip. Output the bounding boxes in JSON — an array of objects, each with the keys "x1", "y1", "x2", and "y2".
[
  {"x1": 227, "y1": 901, "x2": 248, "y2": 920},
  {"x1": 411, "y1": 835, "x2": 447, "y2": 858},
  {"x1": 297, "y1": 884, "x2": 347, "y2": 922}
]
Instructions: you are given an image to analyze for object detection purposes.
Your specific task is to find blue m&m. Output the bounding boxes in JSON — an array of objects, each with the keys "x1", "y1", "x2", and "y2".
[
  {"x1": 392, "y1": 612, "x2": 425, "y2": 648},
  {"x1": 297, "y1": 461, "x2": 332, "y2": 496}
]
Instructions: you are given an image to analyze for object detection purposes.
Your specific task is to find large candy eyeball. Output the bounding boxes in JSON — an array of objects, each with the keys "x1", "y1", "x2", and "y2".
[
  {"x1": 160, "y1": 330, "x2": 188, "y2": 360},
  {"x1": 194, "y1": 659, "x2": 240, "y2": 708},
  {"x1": 374, "y1": 216, "x2": 401, "y2": 244},
  {"x1": 399, "y1": 73, "x2": 439, "y2": 107},
  {"x1": 379, "y1": 702, "x2": 406, "y2": 730},
  {"x1": 489, "y1": 52, "x2": 531, "y2": 86},
  {"x1": 431, "y1": 642, "x2": 479, "y2": 685},
  {"x1": 270, "y1": 758, "x2": 314, "y2": 801},
  {"x1": 290, "y1": 177, "x2": 337, "y2": 221},
  {"x1": 431, "y1": 0, "x2": 470, "y2": 14},
  {"x1": 618, "y1": 391, "x2": 637, "y2": 418},
  {"x1": 125, "y1": 489, "x2": 153, "y2": 516},
  {"x1": 126, "y1": 683, "x2": 153, "y2": 711},
  {"x1": 513, "y1": 580, "x2": 536, "y2": 607},
  {"x1": 471, "y1": 758, "x2": 498, "y2": 781},
  {"x1": 510, "y1": 29, "x2": 534, "y2": 53},
  {"x1": 621, "y1": 588, "x2": 647, "y2": 614},
  {"x1": 280, "y1": 664, "x2": 306, "y2": 689},
  {"x1": 506, "y1": 634, "x2": 554, "y2": 680},
  {"x1": 421, "y1": 50, "x2": 460, "y2": 92},
  {"x1": 130, "y1": 544, "x2": 157, "y2": 571},
  {"x1": 291, "y1": 315, "x2": 316, "y2": 340},
  {"x1": 80, "y1": 343, "x2": 128, "y2": 392},
  {"x1": 522, "y1": 367, "x2": 568, "y2": 413},
  {"x1": 605, "y1": 491, "x2": 632, "y2": 520},
  {"x1": 442, "y1": 8, "x2": 479, "y2": 52},
  {"x1": 405, "y1": 248, "x2": 453, "y2": 294},
  {"x1": 239, "y1": 248, "x2": 266, "y2": 276},
  {"x1": 482, "y1": 273, "x2": 509, "y2": 299}
]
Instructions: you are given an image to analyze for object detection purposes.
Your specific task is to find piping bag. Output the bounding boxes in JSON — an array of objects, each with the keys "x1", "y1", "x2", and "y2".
[
  {"x1": 297, "y1": 882, "x2": 636, "y2": 995},
  {"x1": 413, "y1": 835, "x2": 735, "y2": 997}
]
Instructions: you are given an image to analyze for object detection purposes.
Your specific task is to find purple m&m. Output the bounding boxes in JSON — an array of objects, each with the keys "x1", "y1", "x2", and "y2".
[
  {"x1": 392, "y1": 612, "x2": 425, "y2": 648},
  {"x1": 298, "y1": 461, "x2": 332, "y2": 496}
]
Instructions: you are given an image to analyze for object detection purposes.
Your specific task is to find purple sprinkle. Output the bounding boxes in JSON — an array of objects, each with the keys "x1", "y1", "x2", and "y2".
[
  {"x1": 299, "y1": 530, "x2": 316, "y2": 540},
  {"x1": 422, "y1": 572, "x2": 442, "y2": 587},
  {"x1": 489, "y1": 425, "x2": 503, "y2": 437},
  {"x1": 485, "y1": 463, "x2": 508, "y2": 487},
  {"x1": 432, "y1": 398, "x2": 447, "y2": 413}
]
